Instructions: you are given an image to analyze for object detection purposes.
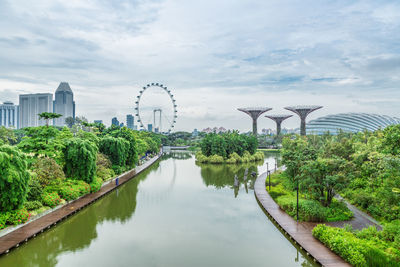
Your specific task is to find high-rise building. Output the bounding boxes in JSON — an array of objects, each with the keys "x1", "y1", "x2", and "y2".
[
  {"x1": 19, "y1": 93, "x2": 53, "y2": 128},
  {"x1": 111, "y1": 117, "x2": 119, "y2": 126},
  {"x1": 126, "y1": 114, "x2": 134, "y2": 129},
  {"x1": 54, "y1": 82, "x2": 75, "y2": 126},
  {"x1": 147, "y1": 123, "x2": 153, "y2": 132},
  {"x1": 0, "y1": 101, "x2": 19, "y2": 128},
  {"x1": 94, "y1": 120, "x2": 103, "y2": 124}
]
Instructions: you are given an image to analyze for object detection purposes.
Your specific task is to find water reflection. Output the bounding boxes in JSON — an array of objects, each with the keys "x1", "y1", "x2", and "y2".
[{"x1": 197, "y1": 161, "x2": 263, "y2": 197}]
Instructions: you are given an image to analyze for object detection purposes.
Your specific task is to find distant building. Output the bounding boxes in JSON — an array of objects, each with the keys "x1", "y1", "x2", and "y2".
[
  {"x1": 126, "y1": 114, "x2": 134, "y2": 129},
  {"x1": 192, "y1": 128, "x2": 199, "y2": 137},
  {"x1": 19, "y1": 93, "x2": 53, "y2": 128},
  {"x1": 201, "y1": 127, "x2": 227, "y2": 134},
  {"x1": 134, "y1": 125, "x2": 138, "y2": 130},
  {"x1": 94, "y1": 120, "x2": 103, "y2": 124},
  {"x1": 120, "y1": 122, "x2": 124, "y2": 127},
  {"x1": 0, "y1": 101, "x2": 19, "y2": 128},
  {"x1": 148, "y1": 124, "x2": 153, "y2": 132},
  {"x1": 261, "y1": 128, "x2": 274, "y2": 135},
  {"x1": 111, "y1": 117, "x2": 119, "y2": 126},
  {"x1": 53, "y1": 82, "x2": 75, "y2": 126}
]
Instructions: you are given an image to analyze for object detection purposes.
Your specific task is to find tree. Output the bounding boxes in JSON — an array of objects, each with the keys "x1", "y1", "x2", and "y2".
[
  {"x1": 0, "y1": 126, "x2": 17, "y2": 145},
  {"x1": 300, "y1": 157, "x2": 346, "y2": 206},
  {"x1": 99, "y1": 136, "x2": 129, "y2": 170},
  {"x1": 65, "y1": 116, "x2": 75, "y2": 128},
  {"x1": 38, "y1": 112, "x2": 62, "y2": 127},
  {"x1": 18, "y1": 126, "x2": 62, "y2": 158},
  {"x1": 0, "y1": 145, "x2": 30, "y2": 211},
  {"x1": 63, "y1": 138, "x2": 98, "y2": 183}
]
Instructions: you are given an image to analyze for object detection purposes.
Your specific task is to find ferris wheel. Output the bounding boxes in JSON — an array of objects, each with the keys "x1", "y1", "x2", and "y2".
[{"x1": 134, "y1": 83, "x2": 177, "y2": 133}]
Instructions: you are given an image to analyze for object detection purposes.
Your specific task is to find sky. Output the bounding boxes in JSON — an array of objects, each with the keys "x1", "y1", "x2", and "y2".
[{"x1": 0, "y1": 0, "x2": 399, "y2": 132}]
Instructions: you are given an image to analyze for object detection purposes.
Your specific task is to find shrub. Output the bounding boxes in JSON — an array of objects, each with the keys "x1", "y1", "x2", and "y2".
[
  {"x1": 0, "y1": 212, "x2": 10, "y2": 229},
  {"x1": 7, "y1": 208, "x2": 31, "y2": 225},
  {"x1": 63, "y1": 138, "x2": 97, "y2": 183},
  {"x1": 32, "y1": 157, "x2": 65, "y2": 187},
  {"x1": 90, "y1": 177, "x2": 103, "y2": 193},
  {"x1": 24, "y1": 200, "x2": 43, "y2": 211},
  {"x1": 99, "y1": 136, "x2": 129, "y2": 169},
  {"x1": 254, "y1": 151, "x2": 265, "y2": 161},
  {"x1": 195, "y1": 152, "x2": 209, "y2": 163},
  {"x1": 27, "y1": 176, "x2": 43, "y2": 202},
  {"x1": 96, "y1": 153, "x2": 115, "y2": 181},
  {"x1": 58, "y1": 180, "x2": 90, "y2": 201},
  {"x1": 312, "y1": 224, "x2": 399, "y2": 267},
  {"x1": 0, "y1": 145, "x2": 30, "y2": 212},
  {"x1": 276, "y1": 196, "x2": 326, "y2": 222},
  {"x1": 208, "y1": 154, "x2": 224, "y2": 164},
  {"x1": 42, "y1": 192, "x2": 62, "y2": 207}
]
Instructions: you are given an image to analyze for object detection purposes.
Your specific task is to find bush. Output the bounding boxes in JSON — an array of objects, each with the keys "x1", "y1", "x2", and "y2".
[
  {"x1": 7, "y1": 208, "x2": 31, "y2": 225},
  {"x1": 99, "y1": 136, "x2": 129, "y2": 169},
  {"x1": 63, "y1": 138, "x2": 98, "y2": 183},
  {"x1": 58, "y1": 180, "x2": 90, "y2": 201},
  {"x1": 0, "y1": 145, "x2": 30, "y2": 212},
  {"x1": 96, "y1": 153, "x2": 115, "y2": 181},
  {"x1": 24, "y1": 200, "x2": 43, "y2": 211},
  {"x1": 90, "y1": 177, "x2": 103, "y2": 193},
  {"x1": 32, "y1": 157, "x2": 65, "y2": 187},
  {"x1": 276, "y1": 196, "x2": 326, "y2": 222},
  {"x1": 27, "y1": 176, "x2": 43, "y2": 201},
  {"x1": 42, "y1": 192, "x2": 62, "y2": 207},
  {"x1": 195, "y1": 152, "x2": 209, "y2": 163},
  {"x1": 0, "y1": 212, "x2": 9, "y2": 229},
  {"x1": 208, "y1": 154, "x2": 224, "y2": 164},
  {"x1": 312, "y1": 224, "x2": 399, "y2": 267}
]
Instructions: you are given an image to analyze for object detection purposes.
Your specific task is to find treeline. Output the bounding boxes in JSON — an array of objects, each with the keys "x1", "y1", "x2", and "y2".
[
  {"x1": 195, "y1": 132, "x2": 263, "y2": 164},
  {"x1": 279, "y1": 127, "x2": 400, "y2": 265},
  {"x1": 0, "y1": 124, "x2": 161, "y2": 230}
]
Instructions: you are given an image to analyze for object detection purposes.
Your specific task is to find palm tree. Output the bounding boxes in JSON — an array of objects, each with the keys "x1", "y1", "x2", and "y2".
[{"x1": 38, "y1": 112, "x2": 62, "y2": 127}]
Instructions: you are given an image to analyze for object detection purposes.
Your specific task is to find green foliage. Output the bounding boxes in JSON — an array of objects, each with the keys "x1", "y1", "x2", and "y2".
[
  {"x1": 313, "y1": 224, "x2": 400, "y2": 266},
  {"x1": 76, "y1": 130, "x2": 99, "y2": 147},
  {"x1": 27, "y1": 176, "x2": 43, "y2": 201},
  {"x1": 0, "y1": 145, "x2": 30, "y2": 212},
  {"x1": 90, "y1": 177, "x2": 103, "y2": 193},
  {"x1": 0, "y1": 126, "x2": 17, "y2": 144},
  {"x1": 96, "y1": 153, "x2": 115, "y2": 181},
  {"x1": 208, "y1": 154, "x2": 225, "y2": 164},
  {"x1": 32, "y1": 157, "x2": 65, "y2": 187},
  {"x1": 195, "y1": 150, "x2": 264, "y2": 164},
  {"x1": 18, "y1": 126, "x2": 62, "y2": 158},
  {"x1": 41, "y1": 192, "x2": 61, "y2": 207},
  {"x1": 267, "y1": 172, "x2": 352, "y2": 222},
  {"x1": 38, "y1": 112, "x2": 62, "y2": 124},
  {"x1": 7, "y1": 208, "x2": 31, "y2": 225},
  {"x1": 0, "y1": 212, "x2": 9, "y2": 229},
  {"x1": 99, "y1": 136, "x2": 129, "y2": 171},
  {"x1": 382, "y1": 124, "x2": 400, "y2": 155},
  {"x1": 58, "y1": 180, "x2": 90, "y2": 201},
  {"x1": 200, "y1": 132, "x2": 258, "y2": 158},
  {"x1": 105, "y1": 127, "x2": 138, "y2": 167},
  {"x1": 63, "y1": 138, "x2": 98, "y2": 183},
  {"x1": 23, "y1": 200, "x2": 43, "y2": 211}
]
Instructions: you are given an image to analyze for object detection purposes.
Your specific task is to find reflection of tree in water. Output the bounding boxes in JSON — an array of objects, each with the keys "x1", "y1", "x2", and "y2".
[
  {"x1": 0, "y1": 161, "x2": 161, "y2": 267},
  {"x1": 162, "y1": 151, "x2": 192, "y2": 160},
  {"x1": 198, "y1": 161, "x2": 263, "y2": 197}
]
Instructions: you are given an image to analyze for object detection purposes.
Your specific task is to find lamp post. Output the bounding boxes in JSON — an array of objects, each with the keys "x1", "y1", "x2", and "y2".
[
  {"x1": 296, "y1": 177, "x2": 299, "y2": 222},
  {"x1": 268, "y1": 170, "x2": 271, "y2": 191}
]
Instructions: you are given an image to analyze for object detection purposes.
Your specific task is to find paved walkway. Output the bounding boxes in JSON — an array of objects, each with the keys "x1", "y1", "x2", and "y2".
[
  {"x1": 0, "y1": 154, "x2": 161, "y2": 256},
  {"x1": 254, "y1": 172, "x2": 351, "y2": 267},
  {"x1": 327, "y1": 195, "x2": 382, "y2": 230}
]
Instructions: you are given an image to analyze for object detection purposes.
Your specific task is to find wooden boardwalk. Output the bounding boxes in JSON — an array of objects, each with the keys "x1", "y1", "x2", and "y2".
[
  {"x1": 254, "y1": 172, "x2": 351, "y2": 267},
  {"x1": 0, "y1": 154, "x2": 161, "y2": 256}
]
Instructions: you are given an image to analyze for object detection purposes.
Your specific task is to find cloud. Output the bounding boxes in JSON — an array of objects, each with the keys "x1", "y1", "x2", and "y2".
[{"x1": 0, "y1": 0, "x2": 399, "y2": 131}]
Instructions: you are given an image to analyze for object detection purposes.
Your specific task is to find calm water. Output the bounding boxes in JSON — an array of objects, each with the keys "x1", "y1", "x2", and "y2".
[{"x1": 0, "y1": 152, "x2": 316, "y2": 267}]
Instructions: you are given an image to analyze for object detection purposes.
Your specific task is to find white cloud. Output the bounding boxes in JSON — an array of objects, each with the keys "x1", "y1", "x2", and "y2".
[{"x1": 0, "y1": 0, "x2": 399, "y2": 131}]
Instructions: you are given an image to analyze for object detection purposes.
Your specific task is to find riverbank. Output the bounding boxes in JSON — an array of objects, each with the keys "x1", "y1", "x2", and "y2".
[
  {"x1": 254, "y1": 171, "x2": 351, "y2": 267},
  {"x1": 0, "y1": 153, "x2": 162, "y2": 256}
]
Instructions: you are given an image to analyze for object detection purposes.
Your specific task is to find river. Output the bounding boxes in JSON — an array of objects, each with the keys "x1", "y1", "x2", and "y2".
[{"x1": 0, "y1": 152, "x2": 317, "y2": 267}]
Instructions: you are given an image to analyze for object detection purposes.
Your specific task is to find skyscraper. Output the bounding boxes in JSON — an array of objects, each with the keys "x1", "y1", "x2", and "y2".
[
  {"x1": 147, "y1": 124, "x2": 153, "y2": 132},
  {"x1": 19, "y1": 93, "x2": 53, "y2": 128},
  {"x1": 54, "y1": 82, "x2": 75, "y2": 126},
  {"x1": 111, "y1": 117, "x2": 119, "y2": 126},
  {"x1": 126, "y1": 114, "x2": 134, "y2": 129},
  {"x1": 0, "y1": 101, "x2": 19, "y2": 128}
]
